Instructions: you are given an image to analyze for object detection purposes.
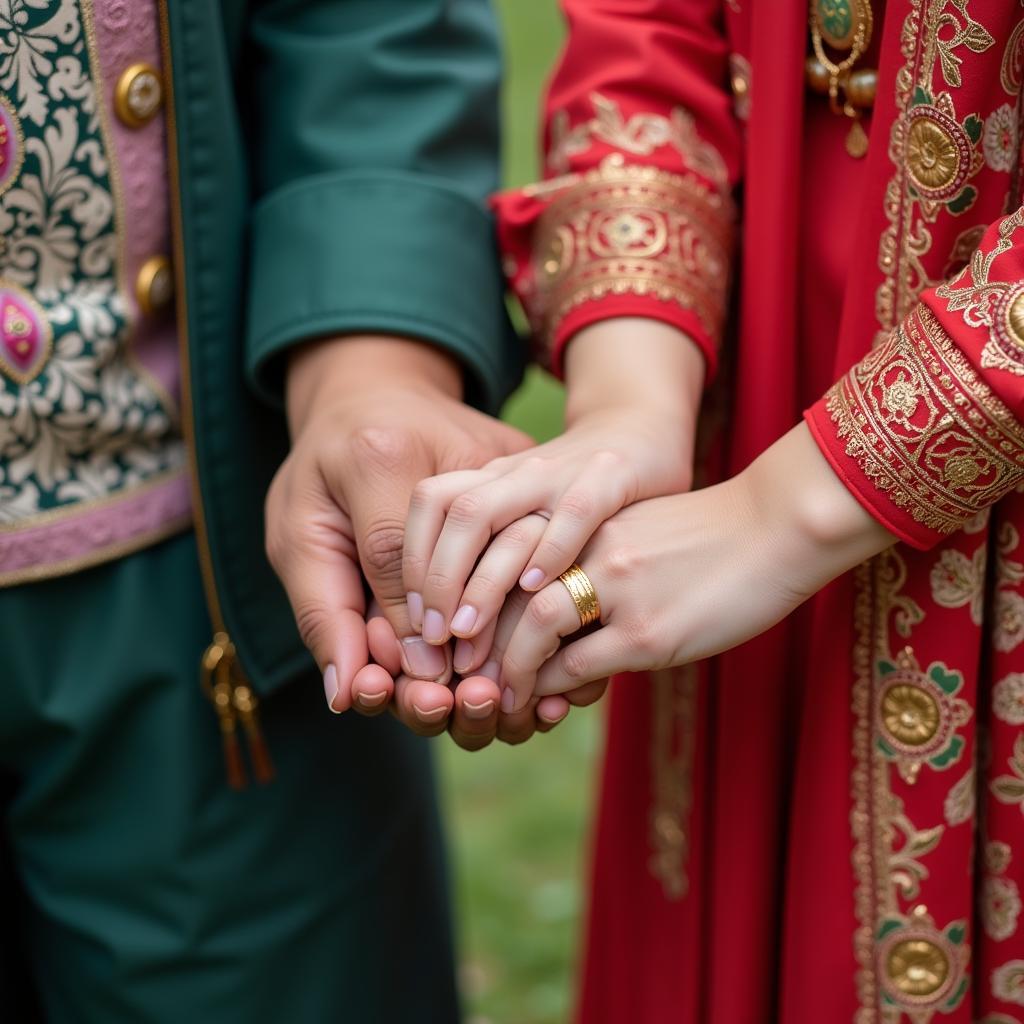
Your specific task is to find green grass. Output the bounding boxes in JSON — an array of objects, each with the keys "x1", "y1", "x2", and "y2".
[{"x1": 437, "y1": 5, "x2": 606, "y2": 1024}]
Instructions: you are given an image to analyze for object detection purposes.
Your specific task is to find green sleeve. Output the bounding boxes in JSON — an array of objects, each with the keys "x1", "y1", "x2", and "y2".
[{"x1": 244, "y1": 0, "x2": 522, "y2": 412}]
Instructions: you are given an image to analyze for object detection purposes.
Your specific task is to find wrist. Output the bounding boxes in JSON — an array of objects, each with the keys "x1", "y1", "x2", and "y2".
[
  {"x1": 563, "y1": 318, "x2": 705, "y2": 428},
  {"x1": 286, "y1": 334, "x2": 463, "y2": 438},
  {"x1": 742, "y1": 424, "x2": 896, "y2": 587}
]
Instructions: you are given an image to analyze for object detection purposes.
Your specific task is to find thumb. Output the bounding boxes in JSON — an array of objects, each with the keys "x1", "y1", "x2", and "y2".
[
  {"x1": 265, "y1": 488, "x2": 369, "y2": 713},
  {"x1": 346, "y1": 473, "x2": 451, "y2": 683}
]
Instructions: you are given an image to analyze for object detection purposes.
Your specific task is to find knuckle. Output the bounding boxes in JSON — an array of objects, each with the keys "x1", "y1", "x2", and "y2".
[
  {"x1": 498, "y1": 520, "x2": 533, "y2": 548},
  {"x1": 402, "y1": 552, "x2": 427, "y2": 581},
  {"x1": 621, "y1": 616, "x2": 658, "y2": 657},
  {"x1": 348, "y1": 425, "x2": 413, "y2": 471},
  {"x1": 560, "y1": 646, "x2": 591, "y2": 682},
  {"x1": 409, "y1": 478, "x2": 443, "y2": 515},
  {"x1": 447, "y1": 492, "x2": 487, "y2": 527},
  {"x1": 602, "y1": 544, "x2": 643, "y2": 581},
  {"x1": 555, "y1": 490, "x2": 594, "y2": 523},
  {"x1": 424, "y1": 569, "x2": 456, "y2": 593},
  {"x1": 535, "y1": 535, "x2": 572, "y2": 566},
  {"x1": 291, "y1": 600, "x2": 331, "y2": 653},
  {"x1": 526, "y1": 592, "x2": 563, "y2": 630},
  {"x1": 361, "y1": 521, "x2": 406, "y2": 578}
]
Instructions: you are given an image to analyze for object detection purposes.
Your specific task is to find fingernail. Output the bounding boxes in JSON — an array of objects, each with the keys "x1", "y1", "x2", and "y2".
[
  {"x1": 463, "y1": 699, "x2": 495, "y2": 720},
  {"x1": 401, "y1": 637, "x2": 447, "y2": 678},
  {"x1": 451, "y1": 604, "x2": 478, "y2": 636},
  {"x1": 520, "y1": 567, "x2": 545, "y2": 591},
  {"x1": 500, "y1": 686, "x2": 517, "y2": 714},
  {"x1": 413, "y1": 704, "x2": 449, "y2": 724},
  {"x1": 357, "y1": 691, "x2": 388, "y2": 710},
  {"x1": 454, "y1": 638, "x2": 475, "y2": 674},
  {"x1": 423, "y1": 609, "x2": 446, "y2": 645},
  {"x1": 479, "y1": 660, "x2": 500, "y2": 682},
  {"x1": 407, "y1": 592, "x2": 424, "y2": 630},
  {"x1": 323, "y1": 664, "x2": 341, "y2": 714}
]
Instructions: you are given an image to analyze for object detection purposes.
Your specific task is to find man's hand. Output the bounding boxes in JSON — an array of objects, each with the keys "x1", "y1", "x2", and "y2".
[{"x1": 266, "y1": 333, "x2": 537, "y2": 737}]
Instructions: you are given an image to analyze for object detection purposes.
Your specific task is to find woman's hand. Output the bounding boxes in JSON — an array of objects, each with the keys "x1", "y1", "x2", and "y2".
[
  {"x1": 401, "y1": 319, "x2": 706, "y2": 676},
  {"x1": 482, "y1": 424, "x2": 898, "y2": 712}
]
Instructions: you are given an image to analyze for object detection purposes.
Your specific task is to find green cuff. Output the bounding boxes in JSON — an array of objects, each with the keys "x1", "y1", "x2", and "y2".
[{"x1": 246, "y1": 170, "x2": 522, "y2": 413}]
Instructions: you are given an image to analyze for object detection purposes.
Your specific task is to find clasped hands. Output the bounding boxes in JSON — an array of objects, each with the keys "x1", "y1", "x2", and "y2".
[{"x1": 267, "y1": 325, "x2": 895, "y2": 751}]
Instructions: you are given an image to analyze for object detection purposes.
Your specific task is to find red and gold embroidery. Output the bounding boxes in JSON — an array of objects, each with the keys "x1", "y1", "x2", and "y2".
[
  {"x1": 523, "y1": 154, "x2": 734, "y2": 364},
  {"x1": 852, "y1": 551, "x2": 975, "y2": 1023},
  {"x1": 826, "y1": 305, "x2": 1024, "y2": 536},
  {"x1": 547, "y1": 92, "x2": 729, "y2": 188}
]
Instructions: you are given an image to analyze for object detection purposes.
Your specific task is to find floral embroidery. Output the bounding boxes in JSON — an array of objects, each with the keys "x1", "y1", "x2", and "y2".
[
  {"x1": 875, "y1": 0, "x2": 995, "y2": 336},
  {"x1": 937, "y1": 210, "x2": 1024, "y2": 377},
  {"x1": 984, "y1": 103, "x2": 1019, "y2": 172},
  {"x1": 988, "y1": 840, "x2": 1014, "y2": 877},
  {"x1": 877, "y1": 906, "x2": 970, "y2": 1017},
  {"x1": 929, "y1": 545, "x2": 985, "y2": 623},
  {"x1": 850, "y1": 551, "x2": 981, "y2": 1021},
  {"x1": 826, "y1": 305, "x2": 1024, "y2": 536},
  {"x1": 1003, "y1": 18, "x2": 1024, "y2": 96},
  {"x1": 876, "y1": 649, "x2": 971, "y2": 783},
  {"x1": 992, "y1": 960, "x2": 1024, "y2": 1006},
  {"x1": 547, "y1": 92, "x2": 729, "y2": 188},
  {"x1": 994, "y1": 675, "x2": 1024, "y2": 725},
  {"x1": 523, "y1": 154, "x2": 735, "y2": 365},
  {"x1": 991, "y1": 733, "x2": 1024, "y2": 812},
  {"x1": 943, "y1": 767, "x2": 975, "y2": 826},
  {"x1": 0, "y1": 1, "x2": 183, "y2": 530},
  {"x1": 984, "y1": 876, "x2": 1022, "y2": 941}
]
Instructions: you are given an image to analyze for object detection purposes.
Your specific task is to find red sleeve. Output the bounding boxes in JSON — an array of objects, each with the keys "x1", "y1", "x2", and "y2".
[
  {"x1": 805, "y1": 209, "x2": 1024, "y2": 549},
  {"x1": 493, "y1": 0, "x2": 741, "y2": 380}
]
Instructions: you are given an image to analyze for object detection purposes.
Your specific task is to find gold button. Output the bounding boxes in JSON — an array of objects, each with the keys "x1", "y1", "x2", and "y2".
[
  {"x1": 115, "y1": 63, "x2": 163, "y2": 128},
  {"x1": 135, "y1": 255, "x2": 174, "y2": 316},
  {"x1": 885, "y1": 938, "x2": 950, "y2": 997}
]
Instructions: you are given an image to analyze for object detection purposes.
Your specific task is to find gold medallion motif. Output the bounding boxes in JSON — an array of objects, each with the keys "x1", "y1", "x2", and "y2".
[
  {"x1": 881, "y1": 684, "x2": 939, "y2": 746},
  {"x1": 885, "y1": 938, "x2": 950, "y2": 997},
  {"x1": 905, "y1": 107, "x2": 972, "y2": 200}
]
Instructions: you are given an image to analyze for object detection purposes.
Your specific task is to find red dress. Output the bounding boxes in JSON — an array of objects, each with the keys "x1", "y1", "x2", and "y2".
[{"x1": 495, "y1": 2, "x2": 1024, "y2": 1021}]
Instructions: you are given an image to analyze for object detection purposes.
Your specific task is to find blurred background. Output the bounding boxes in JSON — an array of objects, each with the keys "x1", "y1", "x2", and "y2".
[{"x1": 437, "y1": 3, "x2": 604, "y2": 1024}]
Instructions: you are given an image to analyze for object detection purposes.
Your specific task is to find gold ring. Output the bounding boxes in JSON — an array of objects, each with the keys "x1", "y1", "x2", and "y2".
[{"x1": 558, "y1": 563, "x2": 601, "y2": 630}]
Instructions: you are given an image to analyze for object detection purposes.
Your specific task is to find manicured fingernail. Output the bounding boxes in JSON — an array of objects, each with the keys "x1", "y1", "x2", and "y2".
[
  {"x1": 407, "y1": 592, "x2": 424, "y2": 630},
  {"x1": 413, "y1": 704, "x2": 449, "y2": 724},
  {"x1": 451, "y1": 604, "x2": 478, "y2": 636},
  {"x1": 500, "y1": 686, "x2": 517, "y2": 714},
  {"x1": 520, "y1": 568, "x2": 545, "y2": 590},
  {"x1": 401, "y1": 637, "x2": 446, "y2": 678},
  {"x1": 323, "y1": 664, "x2": 341, "y2": 714},
  {"x1": 357, "y1": 691, "x2": 388, "y2": 710},
  {"x1": 479, "y1": 660, "x2": 500, "y2": 682},
  {"x1": 454, "y1": 638, "x2": 475, "y2": 674},
  {"x1": 423, "y1": 609, "x2": 446, "y2": 645},
  {"x1": 463, "y1": 699, "x2": 495, "y2": 720}
]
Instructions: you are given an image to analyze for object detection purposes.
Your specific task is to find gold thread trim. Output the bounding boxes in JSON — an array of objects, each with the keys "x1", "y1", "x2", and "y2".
[
  {"x1": 0, "y1": 513, "x2": 191, "y2": 587},
  {"x1": 825, "y1": 305, "x2": 1024, "y2": 536},
  {"x1": 527, "y1": 154, "x2": 734, "y2": 364}
]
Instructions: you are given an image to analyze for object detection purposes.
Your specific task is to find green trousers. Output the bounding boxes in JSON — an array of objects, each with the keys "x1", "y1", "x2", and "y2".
[{"x1": 0, "y1": 532, "x2": 458, "y2": 1023}]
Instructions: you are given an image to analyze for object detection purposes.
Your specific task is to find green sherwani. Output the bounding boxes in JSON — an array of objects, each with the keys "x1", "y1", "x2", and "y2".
[{"x1": 0, "y1": 1, "x2": 520, "y2": 1020}]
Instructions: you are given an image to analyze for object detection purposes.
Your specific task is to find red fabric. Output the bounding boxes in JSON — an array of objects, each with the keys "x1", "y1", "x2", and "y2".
[{"x1": 496, "y1": 1, "x2": 1024, "y2": 1022}]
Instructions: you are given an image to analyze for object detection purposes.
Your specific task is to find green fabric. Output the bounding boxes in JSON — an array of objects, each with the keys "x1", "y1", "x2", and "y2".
[
  {"x1": 0, "y1": 532, "x2": 457, "y2": 1022},
  {"x1": 165, "y1": 0, "x2": 519, "y2": 693},
  {"x1": 247, "y1": 171, "x2": 516, "y2": 411}
]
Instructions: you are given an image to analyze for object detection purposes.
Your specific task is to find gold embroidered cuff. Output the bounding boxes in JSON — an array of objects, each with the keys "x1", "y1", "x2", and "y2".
[
  {"x1": 524, "y1": 154, "x2": 735, "y2": 364},
  {"x1": 826, "y1": 306, "x2": 1024, "y2": 536}
]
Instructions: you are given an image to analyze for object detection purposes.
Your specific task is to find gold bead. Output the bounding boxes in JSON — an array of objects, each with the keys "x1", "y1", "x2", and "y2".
[
  {"x1": 846, "y1": 68, "x2": 877, "y2": 110},
  {"x1": 135, "y1": 255, "x2": 174, "y2": 316},
  {"x1": 805, "y1": 56, "x2": 832, "y2": 95}
]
